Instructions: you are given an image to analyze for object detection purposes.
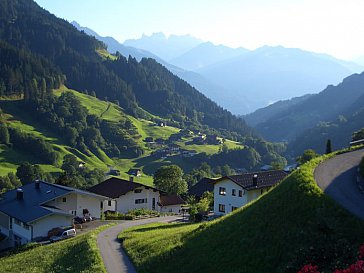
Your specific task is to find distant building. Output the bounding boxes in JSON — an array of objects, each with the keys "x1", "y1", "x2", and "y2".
[
  {"x1": 213, "y1": 170, "x2": 288, "y2": 216},
  {"x1": 108, "y1": 169, "x2": 120, "y2": 176},
  {"x1": 127, "y1": 168, "x2": 142, "y2": 177},
  {"x1": 206, "y1": 134, "x2": 222, "y2": 145}
]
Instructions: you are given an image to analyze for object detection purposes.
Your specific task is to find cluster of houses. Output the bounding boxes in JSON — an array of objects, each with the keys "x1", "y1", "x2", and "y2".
[
  {"x1": 145, "y1": 129, "x2": 223, "y2": 159},
  {"x1": 0, "y1": 177, "x2": 185, "y2": 249},
  {"x1": 0, "y1": 168, "x2": 289, "y2": 249}
]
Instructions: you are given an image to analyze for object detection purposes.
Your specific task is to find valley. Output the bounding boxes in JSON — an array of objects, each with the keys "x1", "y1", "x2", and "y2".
[{"x1": 0, "y1": 0, "x2": 364, "y2": 273}]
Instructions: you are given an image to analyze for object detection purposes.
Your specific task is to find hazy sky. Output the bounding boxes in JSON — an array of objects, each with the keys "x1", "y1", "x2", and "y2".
[{"x1": 34, "y1": 0, "x2": 364, "y2": 60}]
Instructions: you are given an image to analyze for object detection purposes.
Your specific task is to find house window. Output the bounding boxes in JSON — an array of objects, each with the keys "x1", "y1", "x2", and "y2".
[
  {"x1": 100, "y1": 201, "x2": 103, "y2": 209},
  {"x1": 232, "y1": 189, "x2": 236, "y2": 196},
  {"x1": 23, "y1": 223, "x2": 30, "y2": 230},
  {"x1": 134, "y1": 189, "x2": 142, "y2": 193},
  {"x1": 238, "y1": 190, "x2": 243, "y2": 197},
  {"x1": 232, "y1": 206, "x2": 238, "y2": 212},
  {"x1": 135, "y1": 199, "x2": 146, "y2": 204},
  {"x1": 108, "y1": 200, "x2": 112, "y2": 206},
  {"x1": 218, "y1": 204, "x2": 225, "y2": 213},
  {"x1": 14, "y1": 218, "x2": 21, "y2": 226},
  {"x1": 219, "y1": 187, "x2": 226, "y2": 196},
  {"x1": 62, "y1": 197, "x2": 67, "y2": 203}
]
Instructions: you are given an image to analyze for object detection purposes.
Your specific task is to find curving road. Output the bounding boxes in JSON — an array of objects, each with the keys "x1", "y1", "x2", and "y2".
[
  {"x1": 97, "y1": 216, "x2": 182, "y2": 273},
  {"x1": 314, "y1": 148, "x2": 364, "y2": 219}
]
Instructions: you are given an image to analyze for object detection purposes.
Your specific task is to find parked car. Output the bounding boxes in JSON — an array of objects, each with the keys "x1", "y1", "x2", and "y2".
[
  {"x1": 50, "y1": 228, "x2": 76, "y2": 242},
  {"x1": 73, "y1": 216, "x2": 86, "y2": 224},
  {"x1": 84, "y1": 215, "x2": 96, "y2": 222}
]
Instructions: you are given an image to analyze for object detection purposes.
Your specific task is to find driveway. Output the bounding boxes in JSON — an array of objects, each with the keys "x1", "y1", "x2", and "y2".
[
  {"x1": 314, "y1": 148, "x2": 364, "y2": 219},
  {"x1": 97, "y1": 216, "x2": 182, "y2": 273}
]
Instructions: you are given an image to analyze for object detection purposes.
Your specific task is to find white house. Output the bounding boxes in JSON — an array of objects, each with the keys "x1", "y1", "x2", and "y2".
[
  {"x1": 0, "y1": 180, "x2": 108, "y2": 248},
  {"x1": 88, "y1": 177, "x2": 185, "y2": 214},
  {"x1": 213, "y1": 170, "x2": 288, "y2": 216},
  {"x1": 158, "y1": 195, "x2": 186, "y2": 214}
]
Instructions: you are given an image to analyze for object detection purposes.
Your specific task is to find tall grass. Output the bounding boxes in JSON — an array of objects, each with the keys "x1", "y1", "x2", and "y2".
[
  {"x1": 0, "y1": 224, "x2": 113, "y2": 273},
  {"x1": 119, "y1": 151, "x2": 364, "y2": 273}
]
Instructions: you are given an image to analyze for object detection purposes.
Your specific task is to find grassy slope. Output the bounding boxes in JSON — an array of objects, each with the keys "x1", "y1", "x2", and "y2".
[
  {"x1": 0, "y1": 86, "x2": 243, "y2": 183},
  {"x1": 54, "y1": 87, "x2": 242, "y2": 184},
  {"x1": 119, "y1": 150, "x2": 364, "y2": 273},
  {"x1": 0, "y1": 98, "x2": 112, "y2": 176},
  {"x1": 0, "y1": 224, "x2": 112, "y2": 273}
]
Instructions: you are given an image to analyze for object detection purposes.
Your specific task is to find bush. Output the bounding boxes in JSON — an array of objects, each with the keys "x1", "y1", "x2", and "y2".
[
  {"x1": 104, "y1": 211, "x2": 133, "y2": 220},
  {"x1": 127, "y1": 208, "x2": 160, "y2": 217}
]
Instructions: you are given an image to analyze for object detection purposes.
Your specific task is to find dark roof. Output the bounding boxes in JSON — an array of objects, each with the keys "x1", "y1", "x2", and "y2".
[
  {"x1": 88, "y1": 177, "x2": 161, "y2": 198},
  {"x1": 214, "y1": 170, "x2": 288, "y2": 190},
  {"x1": 0, "y1": 181, "x2": 72, "y2": 223},
  {"x1": 159, "y1": 195, "x2": 186, "y2": 206},
  {"x1": 188, "y1": 178, "x2": 215, "y2": 198},
  {"x1": 0, "y1": 181, "x2": 107, "y2": 224}
]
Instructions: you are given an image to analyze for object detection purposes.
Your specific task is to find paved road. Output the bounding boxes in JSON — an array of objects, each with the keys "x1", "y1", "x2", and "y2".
[
  {"x1": 97, "y1": 216, "x2": 182, "y2": 273},
  {"x1": 314, "y1": 148, "x2": 364, "y2": 219}
]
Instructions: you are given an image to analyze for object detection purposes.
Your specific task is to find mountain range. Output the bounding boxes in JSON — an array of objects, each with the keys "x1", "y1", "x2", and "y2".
[
  {"x1": 117, "y1": 33, "x2": 364, "y2": 114},
  {"x1": 123, "y1": 32, "x2": 202, "y2": 62},
  {"x1": 246, "y1": 71, "x2": 364, "y2": 156}
]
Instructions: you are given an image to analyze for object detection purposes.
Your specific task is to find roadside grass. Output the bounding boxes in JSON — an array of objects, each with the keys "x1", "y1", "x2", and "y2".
[
  {"x1": 119, "y1": 150, "x2": 364, "y2": 273},
  {"x1": 118, "y1": 222, "x2": 199, "y2": 270},
  {"x1": 0, "y1": 224, "x2": 113, "y2": 273}
]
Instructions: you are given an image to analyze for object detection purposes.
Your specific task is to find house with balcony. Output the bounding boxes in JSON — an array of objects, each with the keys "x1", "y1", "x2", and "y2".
[
  {"x1": 0, "y1": 180, "x2": 108, "y2": 248},
  {"x1": 88, "y1": 177, "x2": 186, "y2": 214}
]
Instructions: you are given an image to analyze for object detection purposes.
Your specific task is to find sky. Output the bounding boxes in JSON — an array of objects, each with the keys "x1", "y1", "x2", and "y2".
[{"x1": 34, "y1": 0, "x2": 364, "y2": 60}]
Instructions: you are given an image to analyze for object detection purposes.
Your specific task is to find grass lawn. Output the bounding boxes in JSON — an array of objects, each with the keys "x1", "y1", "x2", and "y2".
[
  {"x1": 0, "y1": 224, "x2": 113, "y2": 273},
  {"x1": 54, "y1": 86, "x2": 124, "y2": 122},
  {"x1": 119, "y1": 150, "x2": 364, "y2": 273}
]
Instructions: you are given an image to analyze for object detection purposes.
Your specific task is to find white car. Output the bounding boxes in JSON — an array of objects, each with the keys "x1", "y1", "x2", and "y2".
[{"x1": 50, "y1": 228, "x2": 76, "y2": 242}]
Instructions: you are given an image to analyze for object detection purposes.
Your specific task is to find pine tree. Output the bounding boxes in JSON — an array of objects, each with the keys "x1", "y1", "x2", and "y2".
[{"x1": 325, "y1": 139, "x2": 332, "y2": 154}]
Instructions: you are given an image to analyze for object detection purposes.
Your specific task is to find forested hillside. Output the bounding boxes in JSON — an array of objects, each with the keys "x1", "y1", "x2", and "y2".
[
  {"x1": 0, "y1": 0, "x2": 251, "y2": 138},
  {"x1": 246, "y1": 72, "x2": 364, "y2": 157},
  {"x1": 254, "y1": 72, "x2": 364, "y2": 141},
  {"x1": 0, "y1": 0, "x2": 290, "y2": 192}
]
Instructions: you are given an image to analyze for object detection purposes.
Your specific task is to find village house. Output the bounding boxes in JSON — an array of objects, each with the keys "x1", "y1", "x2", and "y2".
[
  {"x1": 206, "y1": 134, "x2": 223, "y2": 145},
  {"x1": 158, "y1": 195, "x2": 186, "y2": 214},
  {"x1": 0, "y1": 180, "x2": 108, "y2": 248},
  {"x1": 213, "y1": 170, "x2": 288, "y2": 216},
  {"x1": 88, "y1": 177, "x2": 185, "y2": 214}
]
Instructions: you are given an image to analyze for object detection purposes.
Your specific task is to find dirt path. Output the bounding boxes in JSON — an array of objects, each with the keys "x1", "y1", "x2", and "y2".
[
  {"x1": 314, "y1": 148, "x2": 364, "y2": 219},
  {"x1": 97, "y1": 216, "x2": 182, "y2": 273}
]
